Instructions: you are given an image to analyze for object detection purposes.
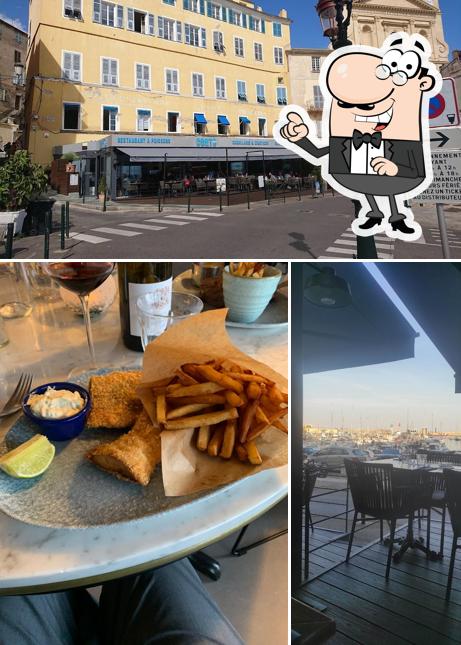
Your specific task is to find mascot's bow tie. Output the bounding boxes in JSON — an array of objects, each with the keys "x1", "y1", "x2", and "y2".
[{"x1": 352, "y1": 130, "x2": 383, "y2": 150}]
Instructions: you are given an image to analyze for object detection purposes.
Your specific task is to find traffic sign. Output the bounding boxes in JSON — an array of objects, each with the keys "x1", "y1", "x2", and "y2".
[
  {"x1": 429, "y1": 78, "x2": 460, "y2": 128},
  {"x1": 430, "y1": 127, "x2": 461, "y2": 150},
  {"x1": 420, "y1": 149, "x2": 461, "y2": 203}
]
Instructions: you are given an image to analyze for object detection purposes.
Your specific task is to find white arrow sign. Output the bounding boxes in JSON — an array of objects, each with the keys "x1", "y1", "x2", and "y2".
[{"x1": 430, "y1": 127, "x2": 461, "y2": 150}]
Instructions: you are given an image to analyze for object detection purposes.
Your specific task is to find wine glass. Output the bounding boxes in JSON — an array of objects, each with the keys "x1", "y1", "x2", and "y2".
[{"x1": 45, "y1": 262, "x2": 115, "y2": 367}]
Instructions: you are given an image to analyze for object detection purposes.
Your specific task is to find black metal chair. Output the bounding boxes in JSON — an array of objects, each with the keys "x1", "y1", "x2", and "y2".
[
  {"x1": 304, "y1": 465, "x2": 318, "y2": 538},
  {"x1": 444, "y1": 469, "x2": 461, "y2": 599},
  {"x1": 345, "y1": 460, "x2": 416, "y2": 578},
  {"x1": 429, "y1": 471, "x2": 447, "y2": 556}
]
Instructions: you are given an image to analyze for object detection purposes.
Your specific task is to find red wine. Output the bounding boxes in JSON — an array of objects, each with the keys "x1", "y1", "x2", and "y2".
[{"x1": 47, "y1": 262, "x2": 114, "y2": 296}]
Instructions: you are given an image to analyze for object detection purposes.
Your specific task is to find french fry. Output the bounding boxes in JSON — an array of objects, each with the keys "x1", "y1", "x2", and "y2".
[
  {"x1": 255, "y1": 405, "x2": 270, "y2": 425},
  {"x1": 228, "y1": 373, "x2": 273, "y2": 385},
  {"x1": 167, "y1": 403, "x2": 212, "y2": 420},
  {"x1": 175, "y1": 368, "x2": 199, "y2": 386},
  {"x1": 164, "y1": 408, "x2": 238, "y2": 430},
  {"x1": 208, "y1": 425, "x2": 225, "y2": 457},
  {"x1": 247, "y1": 382, "x2": 262, "y2": 400},
  {"x1": 246, "y1": 409, "x2": 288, "y2": 442},
  {"x1": 246, "y1": 441, "x2": 263, "y2": 465},
  {"x1": 240, "y1": 399, "x2": 260, "y2": 443},
  {"x1": 138, "y1": 376, "x2": 175, "y2": 390},
  {"x1": 169, "y1": 394, "x2": 227, "y2": 406},
  {"x1": 235, "y1": 444, "x2": 248, "y2": 462},
  {"x1": 156, "y1": 392, "x2": 167, "y2": 425},
  {"x1": 195, "y1": 365, "x2": 244, "y2": 394},
  {"x1": 220, "y1": 419, "x2": 237, "y2": 459},
  {"x1": 225, "y1": 391, "x2": 245, "y2": 408},
  {"x1": 267, "y1": 384, "x2": 286, "y2": 404},
  {"x1": 197, "y1": 425, "x2": 211, "y2": 452},
  {"x1": 167, "y1": 382, "x2": 224, "y2": 398},
  {"x1": 273, "y1": 418, "x2": 288, "y2": 434}
]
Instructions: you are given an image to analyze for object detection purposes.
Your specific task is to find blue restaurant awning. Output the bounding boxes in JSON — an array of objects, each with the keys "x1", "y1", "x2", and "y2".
[
  {"x1": 194, "y1": 113, "x2": 207, "y2": 124},
  {"x1": 218, "y1": 115, "x2": 230, "y2": 126},
  {"x1": 240, "y1": 116, "x2": 251, "y2": 124}
]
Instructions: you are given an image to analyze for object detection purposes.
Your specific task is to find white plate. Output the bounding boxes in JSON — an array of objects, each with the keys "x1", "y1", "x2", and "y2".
[{"x1": 173, "y1": 270, "x2": 288, "y2": 329}]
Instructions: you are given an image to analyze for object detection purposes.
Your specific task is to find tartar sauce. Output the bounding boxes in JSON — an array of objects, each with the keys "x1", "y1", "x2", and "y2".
[{"x1": 28, "y1": 387, "x2": 85, "y2": 419}]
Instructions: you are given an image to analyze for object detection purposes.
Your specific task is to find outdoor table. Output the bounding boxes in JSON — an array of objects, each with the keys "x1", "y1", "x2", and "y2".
[{"x1": 0, "y1": 269, "x2": 288, "y2": 595}]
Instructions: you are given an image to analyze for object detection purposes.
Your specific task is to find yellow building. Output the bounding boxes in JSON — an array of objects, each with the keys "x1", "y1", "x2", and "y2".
[{"x1": 26, "y1": 0, "x2": 296, "y2": 196}]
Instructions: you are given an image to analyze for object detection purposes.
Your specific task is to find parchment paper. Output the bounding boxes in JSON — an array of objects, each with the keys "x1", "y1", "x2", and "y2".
[{"x1": 138, "y1": 309, "x2": 288, "y2": 496}]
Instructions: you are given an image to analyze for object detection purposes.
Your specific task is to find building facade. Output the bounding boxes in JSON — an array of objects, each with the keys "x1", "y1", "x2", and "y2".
[
  {"x1": 25, "y1": 0, "x2": 293, "y2": 175},
  {"x1": 441, "y1": 50, "x2": 461, "y2": 124},
  {"x1": 287, "y1": 0, "x2": 449, "y2": 138},
  {"x1": 0, "y1": 19, "x2": 28, "y2": 153}
]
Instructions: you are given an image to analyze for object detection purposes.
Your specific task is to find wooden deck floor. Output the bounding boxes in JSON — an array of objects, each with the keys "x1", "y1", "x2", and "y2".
[{"x1": 297, "y1": 519, "x2": 461, "y2": 644}]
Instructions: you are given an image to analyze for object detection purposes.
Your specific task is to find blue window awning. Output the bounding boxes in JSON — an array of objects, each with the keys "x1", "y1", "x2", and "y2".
[
  {"x1": 138, "y1": 109, "x2": 151, "y2": 116},
  {"x1": 194, "y1": 113, "x2": 207, "y2": 124},
  {"x1": 218, "y1": 115, "x2": 230, "y2": 126},
  {"x1": 240, "y1": 116, "x2": 251, "y2": 124},
  {"x1": 104, "y1": 106, "x2": 118, "y2": 111}
]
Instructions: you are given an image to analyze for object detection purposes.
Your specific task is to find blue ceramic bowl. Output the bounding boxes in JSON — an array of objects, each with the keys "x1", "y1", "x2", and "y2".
[
  {"x1": 223, "y1": 265, "x2": 282, "y2": 324},
  {"x1": 22, "y1": 382, "x2": 91, "y2": 442}
]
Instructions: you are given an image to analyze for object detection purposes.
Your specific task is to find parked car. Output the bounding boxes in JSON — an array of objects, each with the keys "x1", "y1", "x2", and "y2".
[{"x1": 312, "y1": 446, "x2": 368, "y2": 470}]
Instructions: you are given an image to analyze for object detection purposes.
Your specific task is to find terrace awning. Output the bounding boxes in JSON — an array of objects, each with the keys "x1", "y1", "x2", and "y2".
[{"x1": 115, "y1": 146, "x2": 299, "y2": 163}]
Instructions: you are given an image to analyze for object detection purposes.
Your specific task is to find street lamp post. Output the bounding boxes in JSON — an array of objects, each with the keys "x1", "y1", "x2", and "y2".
[{"x1": 315, "y1": 0, "x2": 378, "y2": 259}]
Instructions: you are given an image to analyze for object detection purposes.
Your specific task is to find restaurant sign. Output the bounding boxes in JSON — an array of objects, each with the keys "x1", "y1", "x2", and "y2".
[{"x1": 111, "y1": 135, "x2": 282, "y2": 150}]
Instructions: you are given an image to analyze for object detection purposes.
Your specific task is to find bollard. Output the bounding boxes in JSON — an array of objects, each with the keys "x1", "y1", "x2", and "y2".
[
  {"x1": 65, "y1": 202, "x2": 70, "y2": 238},
  {"x1": 158, "y1": 189, "x2": 162, "y2": 212},
  {"x1": 4, "y1": 223, "x2": 14, "y2": 259},
  {"x1": 103, "y1": 192, "x2": 107, "y2": 212},
  {"x1": 298, "y1": 181, "x2": 302, "y2": 201},
  {"x1": 44, "y1": 227, "x2": 50, "y2": 259},
  {"x1": 268, "y1": 188, "x2": 271, "y2": 206},
  {"x1": 60, "y1": 207, "x2": 66, "y2": 250},
  {"x1": 219, "y1": 190, "x2": 223, "y2": 212},
  {"x1": 247, "y1": 185, "x2": 250, "y2": 210},
  {"x1": 227, "y1": 188, "x2": 230, "y2": 208},
  {"x1": 187, "y1": 191, "x2": 192, "y2": 213}
]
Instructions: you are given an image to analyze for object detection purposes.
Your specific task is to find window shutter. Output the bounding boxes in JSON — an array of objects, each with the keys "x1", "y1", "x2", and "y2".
[
  {"x1": 127, "y1": 8, "x2": 134, "y2": 30},
  {"x1": 184, "y1": 23, "x2": 190, "y2": 45},
  {"x1": 249, "y1": 16, "x2": 254, "y2": 31},
  {"x1": 136, "y1": 64, "x2": 142, "y2": 88},
  {"x1": 63, "y1": 52, "x2": 72, "y2": 78},
  {"x1": 111, "y1": 59, "x2": 117, "y2": 84},
  {"x1": 148, "y1": 14, "x2": 155, "y2": 35},
  {"x1": 75, "y1": 0, "x2": 82, "y2": 11},
  {"x1": 144, "y1": 66, "x2": 150, "y2": 89},
  {"x1": 73, "y1": 53, "x2": 81, "y2": 81},
  {"x1": 199, "y1": 0, "x2": 205, "y2": 15},
  {"x1": 102, "y1": 58, "x2": 109, "y2": 84},
  {"x1": 116, "y1": 6, "x2": 123, "y2": 28},
  {"x1": 158, "y1": 17, "x2": 164, "y2": 38},
  {"x1": 64, "y1": 0, "x2": 73, "y2": 9},
  {"x1": 176, "y1": 21, "x2": 182, "y2": 42},
  {"x1": 222, "y1": 7, "x2": 227, "y2": 22},
  {"x1": 242, "y1": 14, "x2": 247, "y2": 28},
  {"x1": 183, "y1": 0, "x2": 190, "y2": 9},
  {"x1": 206, "y1": 2, "x2": 212, "y2": 17},
  {"x1": 93, "y1": 0, "x2": 101, "y2": 23},
  {"x1": 228, "y1": 9, "x2": 234, "y2": 23},
  {"x1": 261, "y1": 19, "x2": 265, "y2": 34},
  {"x1": 200, "y1": 28, "x2": 206, "y2": 48}
]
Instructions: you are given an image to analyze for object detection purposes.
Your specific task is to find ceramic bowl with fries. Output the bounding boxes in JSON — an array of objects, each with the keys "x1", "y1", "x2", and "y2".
[{"x1": 223, "y1": 263, "x2": 282, "y2": 324}]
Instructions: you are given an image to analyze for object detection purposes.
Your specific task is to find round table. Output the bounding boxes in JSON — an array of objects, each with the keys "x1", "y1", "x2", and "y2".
[{"x1": 0, "y1": 269, "x2": 288, "y2": 595}]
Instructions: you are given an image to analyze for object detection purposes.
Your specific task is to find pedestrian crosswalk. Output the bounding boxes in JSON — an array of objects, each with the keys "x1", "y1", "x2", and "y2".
[
  {"x1": 318, "y1": 228, "x2": 395, "y2": 259},
  {"x1": 427, "y1": 227, "x2": 461, "y2": 249},
  {"x1": 69, "y1": 208, "x2": 224, "y2": 244}
]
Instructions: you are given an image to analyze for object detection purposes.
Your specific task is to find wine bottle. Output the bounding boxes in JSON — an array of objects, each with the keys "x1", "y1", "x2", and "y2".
[{"x1": 118, "y1": 262, "x2": 173, "y2": 351}]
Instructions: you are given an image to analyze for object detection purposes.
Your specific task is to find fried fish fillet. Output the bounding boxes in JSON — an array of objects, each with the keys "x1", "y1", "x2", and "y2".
[
  {"x1": 86, "y1": 371, "x2": 143, "y2": 429},
  {"x1": 87, "y1": 411, "x2": 161, "y2": 486}
]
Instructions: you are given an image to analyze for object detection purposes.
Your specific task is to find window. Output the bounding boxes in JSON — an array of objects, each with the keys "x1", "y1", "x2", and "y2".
[
  {"x1": 234, "y1": 37, "x2": 244, "y2": 57},
  {"x1": 63, "y1": 103, "x2": 80, "y2": 130},
  {"x1": 229, "y1": 10, "x2": 242, "y2": 26},
  {"x1": 314, "y1": 85, "x2": 324, "y2": 109},
  {"x1": 167, "y1": 111, "x2": 180, "y2": 133},
  {"x1": 165, "y1": 68, "x2": 179, "y2": 93},
  {"x1": 15, "y1": 32, "x2": 23, "y2": 44},
  {"x1": 184, "y1": 0, "x2": 201, "y2": 13},
  {"x1": 15, "y1": 94, "x2": 21, "y2": 110},
  {"x1": 93, "y1": 1, "x2": 124, "y2": 28},
  {"x1": 254, "y1": 43, "x2": 263, "y2": 62},
  {"x1": 273, "y1": 22, "x2": 282, "y2": 37},
  {"x1": 62, "y1": 51, "x2": 82, "y2": 82},
  {"x1": 208, "y1": 3, "x2": 221, "y2": 20},
  {"x1": 256, "y1": 83, "x2": 265, "y2": 103},
  {"x1": 194, "y1": 112, "x2": 207, "y2": 135},
  {"x1": 64, "y1": 0, "x2": 82, "y2": 19},
  {"x1": 274, "y1": 47, "x2": 284, "y2": 65},
  {"x1": 217, "y1": 115, "x2": 229, "y2": 135},
  {"x1": 237, "y1": 80, "x2": 247, "y2": 102},
  {"x1": 0, "y1": 89, "x2": 6, "y2": 102},
  {"x1": 101, "y1": 58, "x2": 118, "y2": 85},
  {"x1": 213, "y1": 31, "x2": 224, "y2": 53},
  {"x1": 258, "y1": 117, "x2": 267, "y2": 136},
  {"x1": 277, "y1": 86, "x2": 287, "y2": 106},
  {"x1": 239, "y1": 116, "x2": 250, "y2": 136},
  {"x1": 312, "y1": 56, "x2": 321, "y2": 72},
  {"x1": 163, "y1": 0, "x2": 175, "y2": 5},
  {"x1": 192, "y1": 73, "x2": 204, "y2": 97},
  {"x1": 249, "y1": 16, "x2": 262, "y2": 33},
  {"x1": 127, "y1": 8, "x2": 154, "y2": 34},
  {"x1": 103, "y1": 106, "x2": 118, "y2": 131},
  {"x1": 14, "y1": 51, "x2": 21, "y2": 64},
  {"x1": 137, "y1": 109, "x2": 151, "y2": 132},
  {"x1": 215, "y1": 76, "x2": 226, "y2": 99},
  {"x1": 136, "y1": 64, "x2": 150, "y2": 90},
  {"x1": 158, "y1": 17, "x2": 182, "y2": 41},
  {"x1": 185, "y1": 24, "x2": 206, "y2": 47}
]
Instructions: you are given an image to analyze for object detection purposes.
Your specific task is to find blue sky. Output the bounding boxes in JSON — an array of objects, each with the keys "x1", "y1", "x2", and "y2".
[
  {"x1": 1, "y1": 0, "x2": 458, "y2": 54},
  {"x1": 304, "y1": 264, "x2": 461, "y2": 433}
]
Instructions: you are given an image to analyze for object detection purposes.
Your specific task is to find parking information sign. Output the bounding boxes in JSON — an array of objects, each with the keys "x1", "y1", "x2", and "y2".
[
  {"x1": 420, "y1": 148, "x2": 461, "y2": 203},
  {"x1": 428, "y1": 78, "x2": 460, "y2": 128}
]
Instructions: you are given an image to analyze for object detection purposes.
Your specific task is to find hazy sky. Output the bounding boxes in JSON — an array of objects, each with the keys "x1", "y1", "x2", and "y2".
[
  {"x1": 303, "y1": 265, "x2": 461, "y2": 433},
  {"x1": 2, "y1": 0, "x2": 459, "y2": 54}
]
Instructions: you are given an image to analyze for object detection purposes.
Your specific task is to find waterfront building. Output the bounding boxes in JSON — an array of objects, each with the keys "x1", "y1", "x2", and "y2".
[{"x1": 0, "y1": 18, "x2": 28, "y2": 154}]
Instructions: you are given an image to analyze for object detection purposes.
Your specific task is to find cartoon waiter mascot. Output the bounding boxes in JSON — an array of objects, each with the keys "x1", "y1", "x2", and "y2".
[{"x1": 274, "y1": 33, "x2": 442, "y2": 241}]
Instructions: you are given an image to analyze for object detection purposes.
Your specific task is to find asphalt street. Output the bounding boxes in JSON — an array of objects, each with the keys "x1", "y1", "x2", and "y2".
[{"x1": 4, "y1": 194, "x2": 460, "y2": 260}]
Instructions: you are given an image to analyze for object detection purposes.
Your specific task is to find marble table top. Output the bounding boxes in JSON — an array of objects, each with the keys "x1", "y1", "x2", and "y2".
[{"x1": 0, "y1": 269, "x2": 288, "y2": 594}]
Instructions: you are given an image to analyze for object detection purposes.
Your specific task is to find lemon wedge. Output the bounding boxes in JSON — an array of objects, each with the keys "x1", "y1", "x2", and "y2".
[{"x1": 0, "y1": 435, "x2": 55, "y2": 478}]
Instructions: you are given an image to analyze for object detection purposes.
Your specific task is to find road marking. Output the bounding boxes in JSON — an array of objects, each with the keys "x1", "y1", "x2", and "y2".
[
  {"x1": 92, "y1": 227, "x2": 141, "y2": 237},
  {"x1": 164, "y1": 215, "x2": 207, "y2": 221},
  {"x1": 120, "y1": 223, "x2": 167, "y2": 231},
  {"x1": 341, "y1": 232, "x2": 393, "y2": 243},
  {"x1": 189, "y1": 211, "x2": 223, "y2": 217},
  {"x1": 69, "y1": 232, "x2": 111, "y2": 244},
  {"x1": 145, "y1": 218, "x2": 190, "y2": 226},
  {"x1": 332, "y1": 239, "x2": 393, "y2": 251}
]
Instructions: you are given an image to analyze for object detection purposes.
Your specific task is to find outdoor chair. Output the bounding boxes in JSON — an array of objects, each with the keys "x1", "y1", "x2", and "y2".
[
  {"x1": 345, "y1": 459, "x2": 417, "y2": 578},
  {"x1": 304, "y1": 465, "x2": 318, "y2": 535},
  {"x1": 195, "y1": 179, "x2": 206, "y2": 193},
  {"x1": 443, "y1": 469, "x2": 461, "y2": 599},
  {"x1": 428, "y1": 471, "x2": 447, "y2": 557}
]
